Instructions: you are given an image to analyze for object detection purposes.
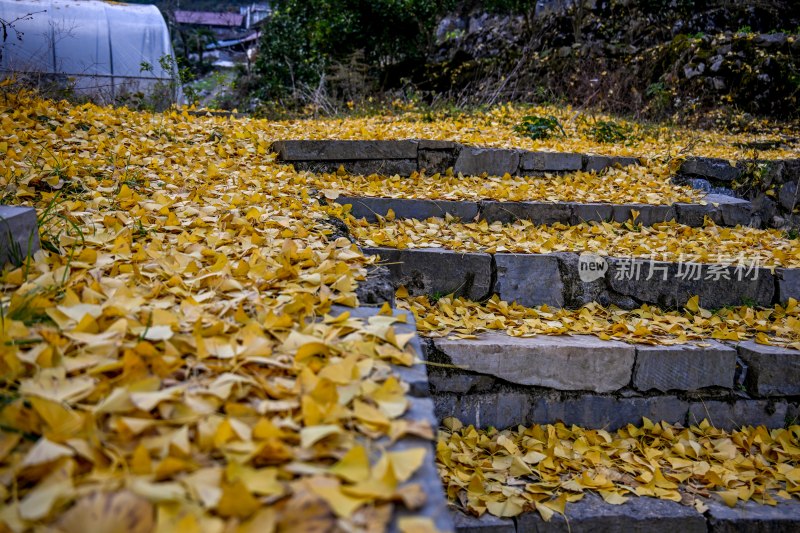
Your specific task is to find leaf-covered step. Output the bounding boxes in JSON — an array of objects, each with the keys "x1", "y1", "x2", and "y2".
[{"x1": 332, "y1": 193, "x2": 752, "y2": 227}]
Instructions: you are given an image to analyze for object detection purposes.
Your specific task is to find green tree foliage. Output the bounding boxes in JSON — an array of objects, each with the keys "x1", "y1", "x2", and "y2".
[{"x1": 253, "y1": 0, "x2": 456, "y2": 98}]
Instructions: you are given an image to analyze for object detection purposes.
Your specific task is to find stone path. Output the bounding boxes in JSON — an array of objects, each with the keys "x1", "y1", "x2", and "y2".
[{"x1": 272, "y1": 140, "x2": 800, "y2": 531}]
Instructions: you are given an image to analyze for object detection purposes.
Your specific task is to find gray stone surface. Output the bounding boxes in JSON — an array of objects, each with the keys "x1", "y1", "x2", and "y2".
[
  {"x1": 362, "y1": 247, "x2": 493, "y2": 301},
  {"x1": 675, "y1": 194, "x2": 752, "y2": 227},
  {"x1": 520, "y1": 151, "x2": 583, "y2": 172},
  {"x1": 335, "y1": 196, "x2": 479, "y2": 223},
  {"x1": 605, "y1": 258, "x2": 775, "y2": 309},
  {"x1": 428, "y1": 369, "x2": 496, "y2": 394},
  {"x1": 493, "y1": 253, "x2": 565, "y2": 308},
  {"x1": 0, "y1": 206, "x2": 40, "y2": 266},
  {"x1": 681, "y1": 157, "x2": 743, "y2": 182},
  {"x1": 388, "y1": 398, "x2": 455, "y2": 533},
  {"x1": 419, "y1": 150, "x2": 458, "y2": 174},
  {"x1": 272, "y1": 139, "x2": 418, "y2": 161},
  {"x1": 633, "y1": 341, "x2": 736, "y2": 392},
  {"x1": 570, "y1": 203, "x2": 614, "y2": 224},
  {"x1": 293, "y1": 159, "x2": 418, "y2": 176},
  {"x1": 417, "y1": 140, "x2": 458, "y2": 150},
  {"x1": 355, "y1": 265, "x2": 395, "y2": 306},
  {"x1": 737, "y1": 340, "x2": 800, "y2": 396},
  {"x1": 531, "y1": 395, "x2": 689, "y2": 430},
  {"x1": 434, "y1": 390, "x2": 532, "y2": 430},
  {"x1": 454, "y1": 147, "x2": 520, "y2": 177},
  {"x1": 776, "y1": 268, "x2": 800, "y2": 303},
  {"x1": 778, "y1": 181, "x2": 799, "y2": 212},
  {"x1": 480, "y1": 201, "x2": 572, "y2": 224},
  {"x1": 706, "y1": 497, "x2": 800, "y2": 533},
  {"x1": 687, "y1": 399, "x2": 788, "y2": 429},
  {"x1": 517, "y1": 493, "x2": 706, "y2": 533},
  {"x1": 610, "y1": 203, "x2": 676, "y2": 225},
  {"x1": 433, "y1": 333, "x2": 634, "y2": 393},
  {"x1": 451, "y1": 509, "x2": 515, "y2": 533},
  {"x1": 583, "y1": 155, "x2": 640, "y2": 172}
]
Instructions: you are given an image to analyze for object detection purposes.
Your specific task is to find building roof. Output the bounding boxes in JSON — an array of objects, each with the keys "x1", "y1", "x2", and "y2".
[{"x1": 174, "y1": 10, "x2": 244, "y2": 27}]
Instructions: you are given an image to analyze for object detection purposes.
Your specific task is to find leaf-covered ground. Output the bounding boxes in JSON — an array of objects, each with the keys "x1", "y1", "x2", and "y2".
[
  {"x1": 348, "y1": 216, "x2": 800, "y2": 268},
  {"x1": 438, "y1": 418, "x2": 800, "y2": 520},
  {"x1": 398, "y1": 293, "x2": 800, "y2": 349},
  {"x1": 1, "y1": 90, "x2": 800, "y2": 530},
  {"x1": 310, "y1": 164, "x2": 701, "y2": 205}
]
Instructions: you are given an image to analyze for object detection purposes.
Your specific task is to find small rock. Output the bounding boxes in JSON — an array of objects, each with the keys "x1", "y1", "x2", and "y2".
[
  {"x1": 779, "y1": 181, "x2": 799, "y2": 211},
  {"x1": 684, "y1": 62, "x2": 705, "y2": 79}
]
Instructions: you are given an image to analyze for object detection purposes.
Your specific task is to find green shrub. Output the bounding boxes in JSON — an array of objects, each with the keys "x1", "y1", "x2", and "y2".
[
  {"x1": 514, "y1": 115, "x2": 565, "y2": 140},
  {"x1": 588, "y1": 119, "x2": 631, "y2": 143}
]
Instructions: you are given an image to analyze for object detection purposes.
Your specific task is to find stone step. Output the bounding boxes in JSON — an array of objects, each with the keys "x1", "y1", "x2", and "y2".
[
  {"x1": 362, "y1": 246, "x2": 798, "y2": 309},
  {"x1": 328, "y1": 305, "x2": 453, "y2": 531},
  {"x1": 332, "y1": 193, "x2": 752, "y2": 227},
  {"x1": 452, "y1": 493, "x2": 800, "y2": 532},
  {"x1": 425, "y1": 333, "x2": 799, "y2": 431},
  {"x1": 0, "y1": 205, "x2": 40, "y2": 266},
  {"x1": 272, "y1": 139, "x2": 639, "y2": 176}
]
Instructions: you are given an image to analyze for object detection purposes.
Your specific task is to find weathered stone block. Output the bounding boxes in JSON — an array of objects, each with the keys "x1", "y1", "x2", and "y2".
[
  {"x1": 294, "y1": 159, "x2": 418, "y2": 176},
  {"x1": 480, "y1": 201, "x2": 572, "y2": 224},
  {"x1": 706, "y1": 497, "x2": 800, "y2": 532},
  {"x1": 583, "y1": 155, "x2": 640, "y2": 173},
  {"x1": 419, "y1": 149, "x2": 457, "y2": 174},
  {"x1": 335, "y1": 196, "x2": 479, "y2": 222},
  {"x1": 611, "y1": 203, "x2": 676, "y2": 225},
  {"x1": 417, "y1": 140, "x2": 458, "y2": 150},
  {"x1": 605, "y1": 258, "x2": 775, "y2": 309},
  {"x1": 493, "y1": 253, "x2": 565, "y2": 307},
  {"x1": 688, "y1": 399, "x2": 788, "y2": 429},
  {"x1": 675, "y1": 194, "x2": 752, "y2": 227},
  {"x1": 633, "y1": 341, "x2": 736, "y2": 392},
  {"x1": 434, "y1": 391, "x2": 532, "y2": 430},
  {"x1": 738, "y1": 340, "x2": 800, "y2": 396},
  {"x1": 531, "y1": 395, "x2": 689, "y2": 430},
  {"x1": 681, "y1": 157, "x2": 742, "y2": 182},
  {"x1": 519, "y1": 151, "x2": 583, "y2": 172},
  {"x1": 517, "y1": 493, "x2": 706, "y2": 533},
  {"x1": 434, "y1": 333, "x2": 634, "y2": 393},
  {"x1": 776, "y1": 268, "x2": 800, "y2": 303},
  {"x1": 778, "y1": 181, "x2": 799, "y2": 211},
  {"x1": 362, "y1": 247, "x2": 493, "y2": 300},
  {"x1": 0, "y1": 206, "x2": 40, "y2": 267},
  {"x1": 271, "y1": 139, "x2": 418, "y2": 161},
  {"x1": 427, "y1": 369, "x2": 496, "y2": 394},
  {"x1": 451, "y1": 510, "x2": 515, "y2": 533},
  {"x1": 570, "y1": 203, "x2": 614, "y2": 224},
  {"x1": 453, "y1": 147, "x2": 520, "y2": 176}
]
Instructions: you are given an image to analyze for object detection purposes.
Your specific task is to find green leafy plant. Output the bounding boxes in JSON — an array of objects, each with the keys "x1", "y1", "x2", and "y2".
[
  {"x1": 514, "y1": 115, "x2": 565, "y2": 140},
  {"x1": 589, "y1": 119, "x2": 631, "y2": 143}
]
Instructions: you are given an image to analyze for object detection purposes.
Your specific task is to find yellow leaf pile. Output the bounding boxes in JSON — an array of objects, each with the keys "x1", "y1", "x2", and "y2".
[
  {"x1": 438, "y1": 418, "x2": 800, "y2": 520},
  {"x1": 268, "y1": 102, "x2": 799, "y2": 161},
  {"x1": 349, "y1": 216, "x2": 800, "y2": 268},
  {"x1": 0, "y1": 90, "x2": 435, "y2": 530},
  {"x1": 399, "y1": 294, "x2": 800, "y2": 349},
  {"x1": 311, "y1": 163, "x2": 701, "y2": 205}
]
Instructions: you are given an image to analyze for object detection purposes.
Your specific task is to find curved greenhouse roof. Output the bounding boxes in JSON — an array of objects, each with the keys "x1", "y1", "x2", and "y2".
[{"x1": 0, "y1": 0, "x2": 180, "y2": 104}]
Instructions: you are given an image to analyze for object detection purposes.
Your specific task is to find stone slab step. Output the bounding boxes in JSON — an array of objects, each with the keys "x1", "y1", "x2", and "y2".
[
  {"x1": 452, "y1": 493, "x2": 800, "y2": 532},
  {"x1": 362, "y1": 247, "x2": 799, "y2": 309},
  {"x1": 426, "y1": 333, "x2": 800, "y2": 430},
  {"x1": 272, "y1": 139, "x2": 639, "y2": 177},
  {"x1": 333, "y1": 193, "x2": 752, "y2": 227},
  {"x1": 0, "y1": 205, "x2": 40, "y2": 266}
]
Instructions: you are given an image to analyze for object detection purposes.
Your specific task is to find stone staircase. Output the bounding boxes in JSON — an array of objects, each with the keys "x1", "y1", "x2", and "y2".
[{"x1": 271, "y1": 139, "x2": 800, "y2": 531}]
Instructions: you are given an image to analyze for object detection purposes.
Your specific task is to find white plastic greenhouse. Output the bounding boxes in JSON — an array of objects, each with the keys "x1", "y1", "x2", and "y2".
[{"x1": 0, "y1": 0, "x2": 181, "y2": 104}]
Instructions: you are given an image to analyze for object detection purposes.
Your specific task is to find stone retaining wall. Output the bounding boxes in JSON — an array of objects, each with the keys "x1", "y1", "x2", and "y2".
[
  {"x1": 363, "y1": 246, "x2": 799, "y2": 309},
  {"x1": 426, "y1": 333, "x2": 800, "y2": 431},
  {"x1": 272, "y1": 139, "x2": 640, "y2": 176}
]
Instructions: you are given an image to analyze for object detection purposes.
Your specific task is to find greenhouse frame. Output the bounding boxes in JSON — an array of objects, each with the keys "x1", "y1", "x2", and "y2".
[{"x1": 0, "y1": 0, "x2": 181, "y2": 105}]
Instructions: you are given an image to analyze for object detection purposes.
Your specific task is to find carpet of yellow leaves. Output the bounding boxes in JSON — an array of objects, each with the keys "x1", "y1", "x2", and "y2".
[
  {"x1": 349, "y1": 216, "x2": 800, "y2": 268},
  {"x1": 272, "y1": 103, "x2": 799, "y2": 161},
  {"x1": 399, "y1": 294, "x2": 800, "y2": 349},
  {"x1": 311, "y1": 163, "x2": 701, "y2": 205},
  {"x1": 438, "y1": 417, "x2": 800, "y2": 520},
  {"x1": 0, "y1": 91, "x2": 436, "y2": 531}
]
